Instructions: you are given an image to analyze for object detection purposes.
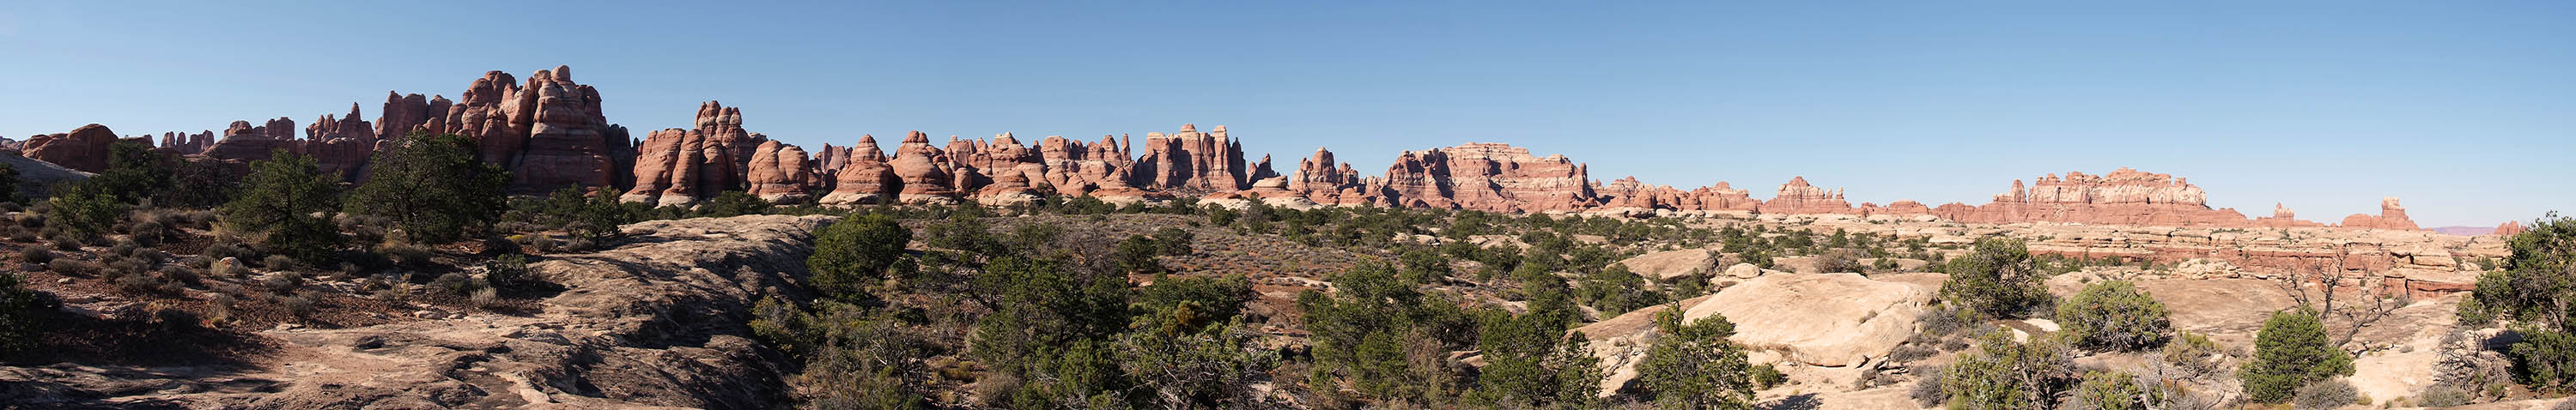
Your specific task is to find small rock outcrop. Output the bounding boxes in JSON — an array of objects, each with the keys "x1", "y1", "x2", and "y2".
[
  {"x1": 1759, "y1": 177, "x2": 1856, "y2": 214},
  {"x1": 2497, "y1": 220, "x2": 2527, "y2": 237},
  {"x1": 2340, "y1": 197, "x2": 2422, "y2": 231},
  {"x1": 21, "y1": 124, "x2": 119, "y2": 172}
]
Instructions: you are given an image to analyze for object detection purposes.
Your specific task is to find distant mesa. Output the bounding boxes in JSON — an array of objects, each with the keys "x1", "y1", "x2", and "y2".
[{"x1": 5, "y1": 65, "x2": 2468, "y2": 233}]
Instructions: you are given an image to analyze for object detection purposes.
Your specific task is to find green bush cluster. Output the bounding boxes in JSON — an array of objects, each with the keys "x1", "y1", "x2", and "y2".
[
  {"x1": 2241, "y1": 308, "x2": 2354, "y2": 403},
  {"x1": 1936, "y1": 238, "x2": 2052, "y2": 319},
  {"x1": 2055, "y1": 280, "x2": 2172, "y2": 351}
]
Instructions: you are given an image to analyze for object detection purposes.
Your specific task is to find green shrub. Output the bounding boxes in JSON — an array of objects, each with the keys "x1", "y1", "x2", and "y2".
[
  {"x1": 2291, "y1": 377, "x2": 2360, "y2": 410},
  {"x1": 1937, "y1": 238, "x2": 2051, "y2": 318},
  {"x1": 379, "y1": 242, "x2": 434, "y2": 266},
  {"x1": 430, "y1": 272, "x2": 483, "y2": 295},
  {"x1": 0, "y1": 273, "x2": 54, "y2": 355},
  {"x1": 1638, "y1": 310, "x2": 1756, "y2": 409},
  {"x1": 263, "y1": 254, "x2": 298, "y2": 271},
  {"x1": 2163, "y1": 332, "x2": 2227, "y2": 375},
  {"x1": 2056, "y1": 280, "x2": 2172, "y2": 351},
  {"x1": 48, "y1": 259, "x2": 98, "y2": 276},
  {"x1": 114, "y1": 272, "x2": 179, "y2": 296},
  {"x1": 45, "y1": 185, "x2": 125, "y2": 236},
  {"x1": 692, "y1": 191, "x2": 772, "y2": 218},
  {"x1": 262, "y1": 272, "x2": 303, "y2": 294},
  {"x1": 2073, "y1": 371, "x2": 2152, "y2": 410},
  {"x1": 2462, "y1": 215, "x2": 2576, "y2": 388},
  {"x1": 2242, "y1": 309, "x2": 2354, "y2": 402},
  {"x1": 159, "y1": 265, "x2": 200, "y2": 287},
  {"x1": 1940, "y1": 329, "x2": 2075, "y2": 410},
  {"x1": 283, "y1": 293, "x2": 317, "y2": 318},
  {"x1": 806, "y1": 214, "x2": 911, "y2": 298},
  {"x1": 345, "y1": 132, "x2": 510, "y2": 244},
  {"x1": 1910, "y1": 367, "x2": 1947, "y2": 407},
  {"x1": 17, "y1": 247, "x2": 52, "y2": 264},
  {"x1": 2512, "y1": 328, "x2": 2576, "y2": 389},
  {"x1": 221, "y1": 151, "x2": 343, "y2": 264},
  {"x1": 484, "y1": 253, "x2": 529, "y2": 287},
  {"x1": 2415, "y1": 384, "x2": 2474, "y2": 407}
]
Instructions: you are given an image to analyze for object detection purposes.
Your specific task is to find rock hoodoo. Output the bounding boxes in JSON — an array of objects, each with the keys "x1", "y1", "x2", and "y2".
[
  {"x1": 1133, "y1": 124, "x2": 1252, "y2": 193},
  {"x1": 422, "y1": 66, "x2": 635, "y2": 194},
  {"x1": 623, "y1": 101, "x2": 767, "y2": 206},
  {"x1": 2340, "y1": 197, "x2": 2422, "y2": 231}
]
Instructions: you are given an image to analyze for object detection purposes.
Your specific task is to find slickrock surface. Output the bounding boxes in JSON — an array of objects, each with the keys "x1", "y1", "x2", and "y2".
[
  {"x1": 0, "y1": 214, "x2": 831, "y2": 409},
  {"x1": 1684, "y1": 273, "x2": 1929, "y2": 368}
]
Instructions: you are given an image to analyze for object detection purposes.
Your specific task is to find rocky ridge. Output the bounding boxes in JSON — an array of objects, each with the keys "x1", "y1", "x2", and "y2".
[
  {"x1": 0, "y1": 214, "x2": 829, "y2": 408},
  {"x1": 8, "y1": 65, "x2": 2470, "y2": 232}
]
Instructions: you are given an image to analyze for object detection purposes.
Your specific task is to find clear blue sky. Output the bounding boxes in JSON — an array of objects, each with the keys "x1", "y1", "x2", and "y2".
[{"x1": 3, "y1": 1, "x2": 2568, "y2": 226}]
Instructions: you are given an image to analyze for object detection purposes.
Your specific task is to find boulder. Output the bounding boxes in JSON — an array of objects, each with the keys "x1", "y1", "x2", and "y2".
[
  {"x1": 1723, "y1": 262, "x2": 1762, "y2": 279},
  {"x1": 1616, "y1": 249, "x2": 1718, "y2": 280}
]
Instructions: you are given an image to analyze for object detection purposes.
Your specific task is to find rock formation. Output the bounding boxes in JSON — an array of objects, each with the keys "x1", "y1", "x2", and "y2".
[
  {"x1": 1036, "y1": 135, "x2": 1150, "y2": 198},
  {"x1": 818, "y1": 135, "x2": 902, "y2": 205},
  {"x1": 1595, "y1": 178, "x2": 1761, "y2": 214},
  {"x1": 2497, "y1": 220, "x2": 2527, "y2": 238},
  {"x1": 1758, "y1": 177, "x2": 1856, "y2": 214},
  {"x1": 21, "y1": 124, "x2": 119, "y2": 172},
  {"x1": 2340, "y1": 197, "x2": 2421, "y2": 231},
  {"x1": 1376, "y1": 142, "x2": 1595, "y2": 213},
  {"x1": 204, "y1": 118, "x2": 301, "y2": 162},
  {"x1": 888, "y1": 131, "x2": 956, "y2": 202},
  {"x1": 744, "y1": 141, "x2": 817, "y2": 202},
  {"x1": 623, "y1": 101, "x2": 765, "y2": 205},
  {"x1": 424, "y1": 66, "x2": 634, "y2": 194},
  {"x1": 1133, "y1": 124, "x2": 1251, "y2": 193},
  {"x1": 155, "y1": 130, "x2": 216, "y2": 155},
  {"x1": 1923, "y1": 168, "x2": 2406, "y2": 230}
]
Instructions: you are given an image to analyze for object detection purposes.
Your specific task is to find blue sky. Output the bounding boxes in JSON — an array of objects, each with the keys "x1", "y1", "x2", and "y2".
[{"x1": 3, "y1": 1, "x2": 2568, "y2": 226}]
